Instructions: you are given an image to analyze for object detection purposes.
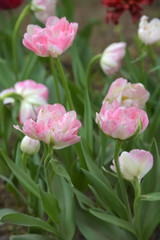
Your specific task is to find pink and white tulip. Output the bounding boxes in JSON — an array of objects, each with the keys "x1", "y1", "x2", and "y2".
[
  {"x1": 23, "y1": 16, "x2": 78, "y2": 57},
  {"x1": 21, "y1": 136, "x2": 40, "y2": 155},
  {"x1": 103, "y1": 78, "x2": 150, "y2": 109},
  {"x1": 31, "y1": 0, "x2": 57, "y2": 24},
  {"x1": 111, "y1": 149, "x2": 153, "y2": 182},
  {"x1": 0, "y1": 88, "x2": 15, "y2": 104},
  {"x1": 0, "y1": 80, "x2": 48, "y2": 124},
  {"x1": 100, "y1": 42, "x2": 126, "y2": 76},
  {"x1": 14, "y1": 104, "x2": 81, "y2": 149},
  {"x1": 138, "y1": 15, "x2": 160, "y2": 45},
  {"x1": 96, "y1": 100, "x2": 149, "y2": 140}
]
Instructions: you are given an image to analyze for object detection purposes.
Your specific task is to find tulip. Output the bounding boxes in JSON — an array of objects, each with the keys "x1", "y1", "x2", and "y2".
[
  {"x1": 21, "y1": 136, "x2": 40, "y2": 155},
  {"x1": 0, "y1": 0, "x2": 23, "y2": 9},
  {"x1": 96, "y1": 100, "x2": 149, "y2": 140},
  {"x1": 138, "y1": 15, "x2": 160, "y2": 45},
  {"x1": 14, "y1": 103, "x2": 81, "y2": 149},
  {"x1": 0, "y1": 80, "x2": 48, "y2": 124},
  {"x1": 111, "y1": 149, "x2": 153, "y2": 182},
  {"x1": 31, "y1": 0, "x2": 57, "y2": 24},
  {"x1": 100, "y1": 42, "x2": 126, "y2": 76},
  {"x1": 23, "y1": 16, "x2": 78, "y2": 57},
  {"x1": 0, "y1": 88, "x2": 15, "y2": 105},
  {"x1": 103, "y1": 78, "x2": 150, "y2": 109}
]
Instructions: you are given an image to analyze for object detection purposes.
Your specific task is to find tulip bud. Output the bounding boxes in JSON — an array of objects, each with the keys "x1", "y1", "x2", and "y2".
[
  {"x1": 138, "y1": 15, "x2": 160, "y2": 45},
  {"x1": 31, "y1": 0, "x2": 57, "y2": 24},
  {"x1": 111, "y1": 150, "x2": 153, "y2": 182},
  {"x1": 20, "y1": 136, "x2": 40, "y2": 155},
  {"x1": 0, "y1": 0, "x2": 23, "y2": 9},
  {"x1": 100, "y1": 42, "x2": 126, "y2": 76}
]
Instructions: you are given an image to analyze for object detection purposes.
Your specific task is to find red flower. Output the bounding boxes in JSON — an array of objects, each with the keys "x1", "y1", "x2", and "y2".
[
  {"x1": 101, "y1": 0, "x2": 154, "y2": 24},
  {"x1": 0, "y1": 0, "x2": 23, "y2": 9}
]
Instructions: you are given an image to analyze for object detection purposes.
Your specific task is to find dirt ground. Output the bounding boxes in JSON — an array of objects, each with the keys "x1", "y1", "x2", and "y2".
[{"x1": 75, "y1": 0, "x2": 160, "y2": 53}]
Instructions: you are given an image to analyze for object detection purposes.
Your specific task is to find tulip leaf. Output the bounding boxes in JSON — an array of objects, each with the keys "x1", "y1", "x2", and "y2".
[
  {"x1": 76, "y1": 206, "x2": 134, "y2": 240},
  {"x1": 84, "y1": 88, "x2": 93, "y2": 151},
  {"x1": 53, "y1": 176, "x2": 75, "y2": 240},
  {"x1": 90, "y1": 210, "x2": 136, "y2": 236},
  {"x1": 140, "y1": 193, "x2": 160, "y2": 202},
  {"x1": 0, "y1": 209, "x2": 57, "y2": 235},
  {"x1": 20, "y1": 52, "x2": 38, "y2": 81},
  {"x1": 50, "y1": 159, "x2": 73, "y2": 186},
  {"x1": 82, "y1": 169, "x2": 128, "y2": 219},
  {"x1": 74, "y1": 188, "x2": 94, "y2": 210},
  {"x1": 139, "y1": 139, "x2": 160, "y2": 240},
  {"x1": 0, "y1": 174, "x2": 28, "y2": 204},
  {"x1": 39, "y1": 188, "x2": 61, "y2": 224},
  {"x1": 10, "y1": 234, "x2": 52, "y2": 240},
  {"x1": 81, "y1": 141, "x2": 111, "y2": 187},
  {"x1": 1, "y1": 150, "x2": 40, "y2": 198}
]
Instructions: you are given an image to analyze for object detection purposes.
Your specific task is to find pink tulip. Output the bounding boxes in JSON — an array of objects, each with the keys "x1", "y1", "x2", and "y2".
[
  {"x1": 0, "y1": 80, "x2": 48, "y2": 124},
  {"x1": 100, "y1": 42, "x2": 126, "y2": 76},
  {"x1": 31, "y1": 0, "x2": 57, "y2": 24},
  {"x1": 103, "y1": 78, "x2": 150, "y2": 109},
  {"x1": 111, "y1": 149, "x2": 153, "y2": 182},
  {"x1": 14, "y1": 104, "x2": 81, "y2": 149},
  {"x1": 23, "y1": 16, "x2": 78, "y2": 57},
  {"x1": 96, "y1": 100, "x2": 149, "y2": 140}
]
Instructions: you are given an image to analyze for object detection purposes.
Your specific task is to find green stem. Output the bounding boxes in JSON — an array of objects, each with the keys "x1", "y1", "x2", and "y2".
[
  {"x1": 34, "y1": 156, "x2": 44, "y2": 183},
  {"x1": 139, "y1": 44, "x2": 147, "y2": 86},
  {"x1": 86, "y1": 54, "x2": 102, "y2": 88},
  {"x1": 0, "y1": 100, "x2": 8, "y2": 151},
  {"x1": 22, "y1": 153, "x2": 28, "y2": 171},
  {"x1": 133, "y1": 177, "x2": 143, "y2": 240},
  {"x1": 55, "y1": 58, "x2": 74, "y2": 109},
  {"x1": 12, "y1": 4, "x2": 31, "y2": 81},
  {"x1": 44, "y1": 145, "x2": 53, "y2": 193},
  {"x1": 49, "y1": 57, "x2": 61, "y2": 103},
  {"x1": 114, "y1": 140, "x2": 132, "y2": 221}
]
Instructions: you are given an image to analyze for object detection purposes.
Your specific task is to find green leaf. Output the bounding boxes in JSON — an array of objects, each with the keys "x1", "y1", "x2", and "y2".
[
  {"x1": 76, "y1": 206, "x2": 132, "y2": 240},
  {"x1": 20, "y1": 52, "x2": 38, "y2": 81},
  {"x1": 0, "y1": 209, "x2": 57, "y2": 235},
  {"x1": 82, "y1": 169, "x2": 127, "y2": 219},
  {"x1": 0, "y1": 175, "x2": 28, "y2": 204},
  {"x1": 84, "y1": 88, "x2": 93, "y2": 151},
  {"x1": 90, "y1": 210, "x2": 136, "y2": 236},
  {"x1": 50, "y1": 159, "x2": 73, "y2": 186},
  {"x1": 10, "y1": 234, "x2": 52, "y2": 240},
  {"x1": 1, "y1": 150, "x2": 40, "y2": 198},
  {"x1": 53, "y1": 176, "x2": 75, "y2": 240},
  {"x1": 74, "y1": 188, "x2": 94, "y2": 210},
  {"x1": 81, "y1": 141, "x2": 111, "y2": 187},
  {"x1": 140, "y1": 193, "x2": 160, "y2": 202},
  {"x1": 39, "y1": 188, "x2": 60, "y2": 224},
  {"x1": 139, "y1": 139, "x2": 160, "y2": 239},
  {"x1": 0, "y1": 59, "x2": 15, "y2": 88},
  {"x1": 71, "y1": 47, "x2": 86, "y2": 87},
  {"x1": 0, "y1": 151, "x2": 10, "y2": 176}
]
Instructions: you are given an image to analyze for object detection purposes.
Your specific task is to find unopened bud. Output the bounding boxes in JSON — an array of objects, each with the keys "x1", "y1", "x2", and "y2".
[{"x1": 20, "y1": 136, "x2": 40, "y2": 155}]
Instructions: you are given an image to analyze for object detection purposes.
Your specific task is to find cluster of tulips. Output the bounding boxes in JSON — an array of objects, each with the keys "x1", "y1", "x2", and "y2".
[{"x1": 0, "y1": 0, "x2": 160, "y2": 240}]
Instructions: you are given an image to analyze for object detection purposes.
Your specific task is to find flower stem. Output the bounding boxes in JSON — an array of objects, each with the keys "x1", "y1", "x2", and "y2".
[
  {"x1": 12, "y1": 4, "x2": 31, "y2": 81},
  {"x1": 55, "y1": 57, "x2": 74, "y2": 109},
  {"x1": 49, "y1": 57, "x2": 61, "y2": 103},
  {"x1": 114, "y1": 140, "x2": 132, "y2": 221},
  {"x1": 133, "y1": 177, "x2": 143, "y2": 240},
  {"x1": 86, "y1": 54, "x2": 102, "y2": 88}
]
